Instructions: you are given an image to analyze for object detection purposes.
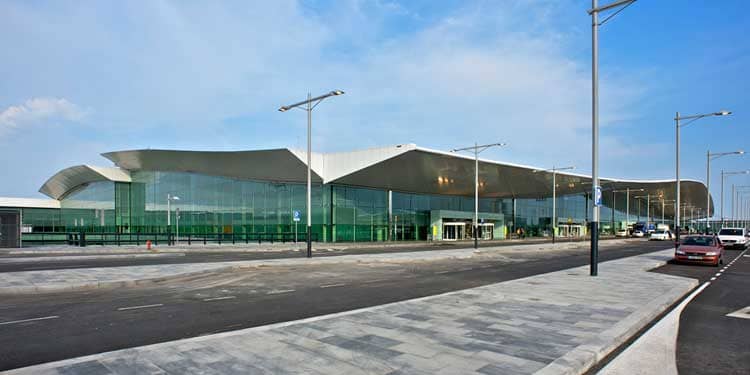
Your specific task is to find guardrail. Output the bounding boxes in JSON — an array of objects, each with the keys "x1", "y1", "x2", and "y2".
[{"x1": 21, "y1": 231, "x2": 319, "y2": 247}]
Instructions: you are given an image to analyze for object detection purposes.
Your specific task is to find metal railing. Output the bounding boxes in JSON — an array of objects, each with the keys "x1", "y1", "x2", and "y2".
[{"x1": 21, "y1": 231, "x2": 319, "y2": 247}]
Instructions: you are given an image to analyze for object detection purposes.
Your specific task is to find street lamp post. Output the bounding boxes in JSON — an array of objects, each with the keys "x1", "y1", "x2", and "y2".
[
  {"x1": 588, "y1": 0, "x2": 637, "y2": 276},
  {"x1": 733, "y1": 186, "x2": 750, "y2": 227},
  {"x1": 720, "y1": 170, "x2": 749, "y2": 227},
  {"x1": 706, "y1": 150, "x2": 744, "y2": 231},
  {"x1": 634, "y1": 194, "x2": 658, "y2": 232},
  {"x1": 610, "y1": 188, "x2": 643, "y2": 235},
  {"x1": 451, "y1": 142, "x2": 507, "y2": 249},
  {"x1": 167, "y1": 194, "x2": 180, "y2": 245},
  {"x1": 674, "y1": 110, "x2": 732, "y2": 247},
  {"x1": 279, "y1": 90, "x2": 345, "y2": 258},
  {"x1": 533, "y1": 166, "x2": 575, "y2": 244}
]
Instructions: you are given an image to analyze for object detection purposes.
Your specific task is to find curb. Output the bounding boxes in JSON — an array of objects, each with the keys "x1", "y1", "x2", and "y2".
[{"x1": 535, "y1": 260, "x2": 698, "y2": 375}]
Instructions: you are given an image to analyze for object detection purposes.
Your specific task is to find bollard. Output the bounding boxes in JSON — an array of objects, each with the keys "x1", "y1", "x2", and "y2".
[{"x1": 146, "y1": 239, "x2": 152, "y2": 251}]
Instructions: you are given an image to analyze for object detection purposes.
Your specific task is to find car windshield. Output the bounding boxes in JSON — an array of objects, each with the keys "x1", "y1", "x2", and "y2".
[
  {"x1": 719, "y1": 229, "x2": 743, "y2": 236},
  {"x1": 681, "y1": 236, "x2": 713, "y2": 246}
]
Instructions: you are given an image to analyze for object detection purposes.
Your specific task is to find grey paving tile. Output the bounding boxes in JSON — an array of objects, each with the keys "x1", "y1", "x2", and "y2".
[
  {"x1": 100, "y1": 357, "x2": 166, "y2": 375},
  {"x1": 354, "y1": 334, "x2": 402, "y2": 348},
  {"x1": 395, "y1": 313, "x2": 431, "y2": 322},
  {"x1": 58, "y1": 360, "x2": 114, "y2": 375}
]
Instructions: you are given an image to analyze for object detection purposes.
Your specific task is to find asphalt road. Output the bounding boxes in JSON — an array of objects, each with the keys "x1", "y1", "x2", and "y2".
[
  {"x1": 652, "y1": 248, "x2": 750, "y2": 375},
  {"x1": 0, "y1": 240, "x2": 666, "y2": 371},
  {"x1": 0, "y1": 237, "x2": 600, "y2": 273}
]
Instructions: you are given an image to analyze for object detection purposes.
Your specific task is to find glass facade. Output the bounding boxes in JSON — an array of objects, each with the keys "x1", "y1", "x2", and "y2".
[{"x1": 18, "y1": 170, "x2": 661, "y2": 243}]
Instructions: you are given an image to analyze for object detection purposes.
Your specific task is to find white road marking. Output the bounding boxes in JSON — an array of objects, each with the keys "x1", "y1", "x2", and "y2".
[
  {"x1": 479, "y1": 265, "x2": 493, "y2": 269},
  {"x1": 364, "y1": 279, "x2": 388, "y2": 284},
  {"x1": 458, "y1": 268, "x2": 474, "y2": 272},
  {"x1": 320, "y1": 283, "x2": 346, "y2": 288},
  {"x1": 726, "y1": 306, "x2": 750, "y2": 320},
  {"x1": 710, "y1": 277, "x2": 717, "y2": 281},
  {"x1": 715, "y1": 273, "x2": 721, "y2": 277},
  {"x1": 24, "y1": 265, "x2": 87, "y2": 270},
  {"x1": 0, "y1": 315, "x2": 59, "y2": 326},
  {"x1": 117, "y1": 304, "x2": 164, "y2": 311},
  {"x1": 267, "y1": 289, "x2": 295, "y2": 295},
  {"x1": 435, "y1": 270, "x2": 452, "y2": 274},
  {"x1": 203, "y1": 296, "x2": 236, "y2": 302}
]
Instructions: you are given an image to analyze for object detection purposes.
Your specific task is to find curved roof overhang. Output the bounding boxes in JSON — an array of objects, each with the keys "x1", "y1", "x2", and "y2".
[
  {"x1": 39, "y1": 165, "x2": 131, "y2": 200},
  {"x1": 39, "y1": 144, "x2": 712, "y2": 219},
  {"x1": 328, "y1": 146, "x2": 713, "y2": 219},
  {"x1": 102, "y1": 149, "x2": 323, "y2": 184}
]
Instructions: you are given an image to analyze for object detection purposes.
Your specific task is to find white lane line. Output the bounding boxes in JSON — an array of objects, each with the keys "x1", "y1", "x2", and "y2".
[
  {"x1": 458, "y1": 268, "x2": 474, "y2": 272},
  {"x1": 715, "y1": 273, "x2": 721, "y2": 277},
  {"x1": 0, "y1": 315, "x2": 59, "y2": 326},
  {"x1": 24, "y1": 265, "x2": 88, "y2": 270},
  {"x1": 320, "y1": 283, "x2": 346, "y2": 288},
  {"x1": 117, "y1": 304, "x2": 164, "y2": 311},
  {"x1": 266, "y1": 289, "x2": 295, "y2": 295},
  {"x1": 203, "y1": 296, "x2": 236, "y2": 302},
  {"x1": 435, "y1": 270, "x2": 452, "y2": 274},
  {"x1": 710, "y1": 277, "x2": 717, "y2": 281},
  {"x1": 364, "y1": 279, "x2": 389, "y2": 284}
]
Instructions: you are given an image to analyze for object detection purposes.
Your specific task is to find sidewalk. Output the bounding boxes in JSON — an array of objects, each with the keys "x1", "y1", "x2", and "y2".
[
  {"x1": 7, "y1": 249, "x2": 697, "y2": 375},
  {"x1": 0, "y1": 240, "x2": 629, "y2": 295}
]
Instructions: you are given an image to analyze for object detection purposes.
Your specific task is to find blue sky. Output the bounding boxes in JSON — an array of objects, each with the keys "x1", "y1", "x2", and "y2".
[{"x1": 0, "y1": 0, "x2": 748, "y2": 218}]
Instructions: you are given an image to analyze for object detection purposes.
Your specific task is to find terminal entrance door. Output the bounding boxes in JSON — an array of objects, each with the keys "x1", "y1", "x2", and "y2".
[
  {"x1": 442, "y1": 222, "x2": 465, "y2": 241},
  {"x1": 478, "y1": 223, "x2": 494, "y2": 240},
  {"x1": 559, "y1": 224, "x2": 583, "y2": 238},
  {"x1": 0, "y1": 210, "x2": 20, "y2": 248}
]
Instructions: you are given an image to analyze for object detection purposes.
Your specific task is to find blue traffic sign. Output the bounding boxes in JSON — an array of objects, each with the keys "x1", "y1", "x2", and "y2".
[
  {"x1": 293, "y1": 210, "x2": 301, "y2": 222},
  {"x1": 594, "y1": 186, "x2": 602, "y2": 206}
]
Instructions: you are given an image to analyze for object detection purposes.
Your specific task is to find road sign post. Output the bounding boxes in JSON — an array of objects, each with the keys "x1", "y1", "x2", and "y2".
[{"x1": 293, "y1": 210, "x2": 301, "y2": 243}]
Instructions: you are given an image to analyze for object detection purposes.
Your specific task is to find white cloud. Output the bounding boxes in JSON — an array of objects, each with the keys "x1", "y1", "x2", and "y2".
[{"x1": 0, "y1": 97, "x2": 87, "y2": 135}]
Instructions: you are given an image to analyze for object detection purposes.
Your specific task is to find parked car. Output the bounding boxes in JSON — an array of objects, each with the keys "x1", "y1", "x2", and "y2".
[
  {"x1": 633, "y1": 230, "x2": 645, "y2": 238},
  {"x1": 717, "y1": 228, "x2": 748, "y2": 249},
  {"x1": 649, "y1": 229, "x2": 673, "y2": 241},
  {"x1": 615, "y1": 229, "x2": 628, "y2": 237},
  {"x1": 675, "y1": 235, "x2": 724, "y2": 266}
]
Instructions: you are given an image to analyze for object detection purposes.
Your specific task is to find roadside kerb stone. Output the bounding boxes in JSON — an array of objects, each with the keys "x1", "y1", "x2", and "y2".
[{"x1": 5, "y1": 248, "x2": 696, "y2": 375}]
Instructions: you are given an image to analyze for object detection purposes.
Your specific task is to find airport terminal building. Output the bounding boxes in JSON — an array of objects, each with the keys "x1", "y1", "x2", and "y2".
[{"x1": 0, "y1": 144, "x2": 712, "y2": 247}]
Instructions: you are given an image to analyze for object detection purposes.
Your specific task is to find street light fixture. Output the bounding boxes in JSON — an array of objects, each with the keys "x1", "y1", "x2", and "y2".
[
  {"x1": 533, "y1": 166, "x2": 575, "y2": 244},
  {"x1": 451, "y1": 142, "x2": 507, "y2": 249},
  {"x1": 588, "y1": 0, "x2": 637, "y2": 276},
  {"x1": 732, "y1": 185, "x2": 750, "y2": 226},
  {"x1": 278, "y1": 90, "x2": 345, "y2": 258},
  {"x1": 634, "y1": 194, "x2": 659, "y2": 231},
  {"x1": 720, "y1": 170, "x2": 749, "y2": 227},
  {"x1": 675, "y1": 110, "x2": 732, "y2": 247},
  {"x1": 610, "y1": 188, "x2": 644, "y2": 234},
  {"x1": 706, "y1": 150, "x2": 744, "y2": 230},
  {"x1": 167, "y1": 194, "x2": 180, "y2": 245}
]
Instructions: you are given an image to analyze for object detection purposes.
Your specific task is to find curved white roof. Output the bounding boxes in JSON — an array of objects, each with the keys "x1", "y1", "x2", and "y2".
[
  {"x1": 37, "y1": 144, "x2": 713, "y2": 219},
  {"x1": 39, "y1": 165, "x2": 131, "y2": 200}
]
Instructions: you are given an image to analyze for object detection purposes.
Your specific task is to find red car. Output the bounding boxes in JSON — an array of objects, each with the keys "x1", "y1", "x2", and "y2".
[{"x1": 674, "y1": 235, "x2": 724, "y2": 266}]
